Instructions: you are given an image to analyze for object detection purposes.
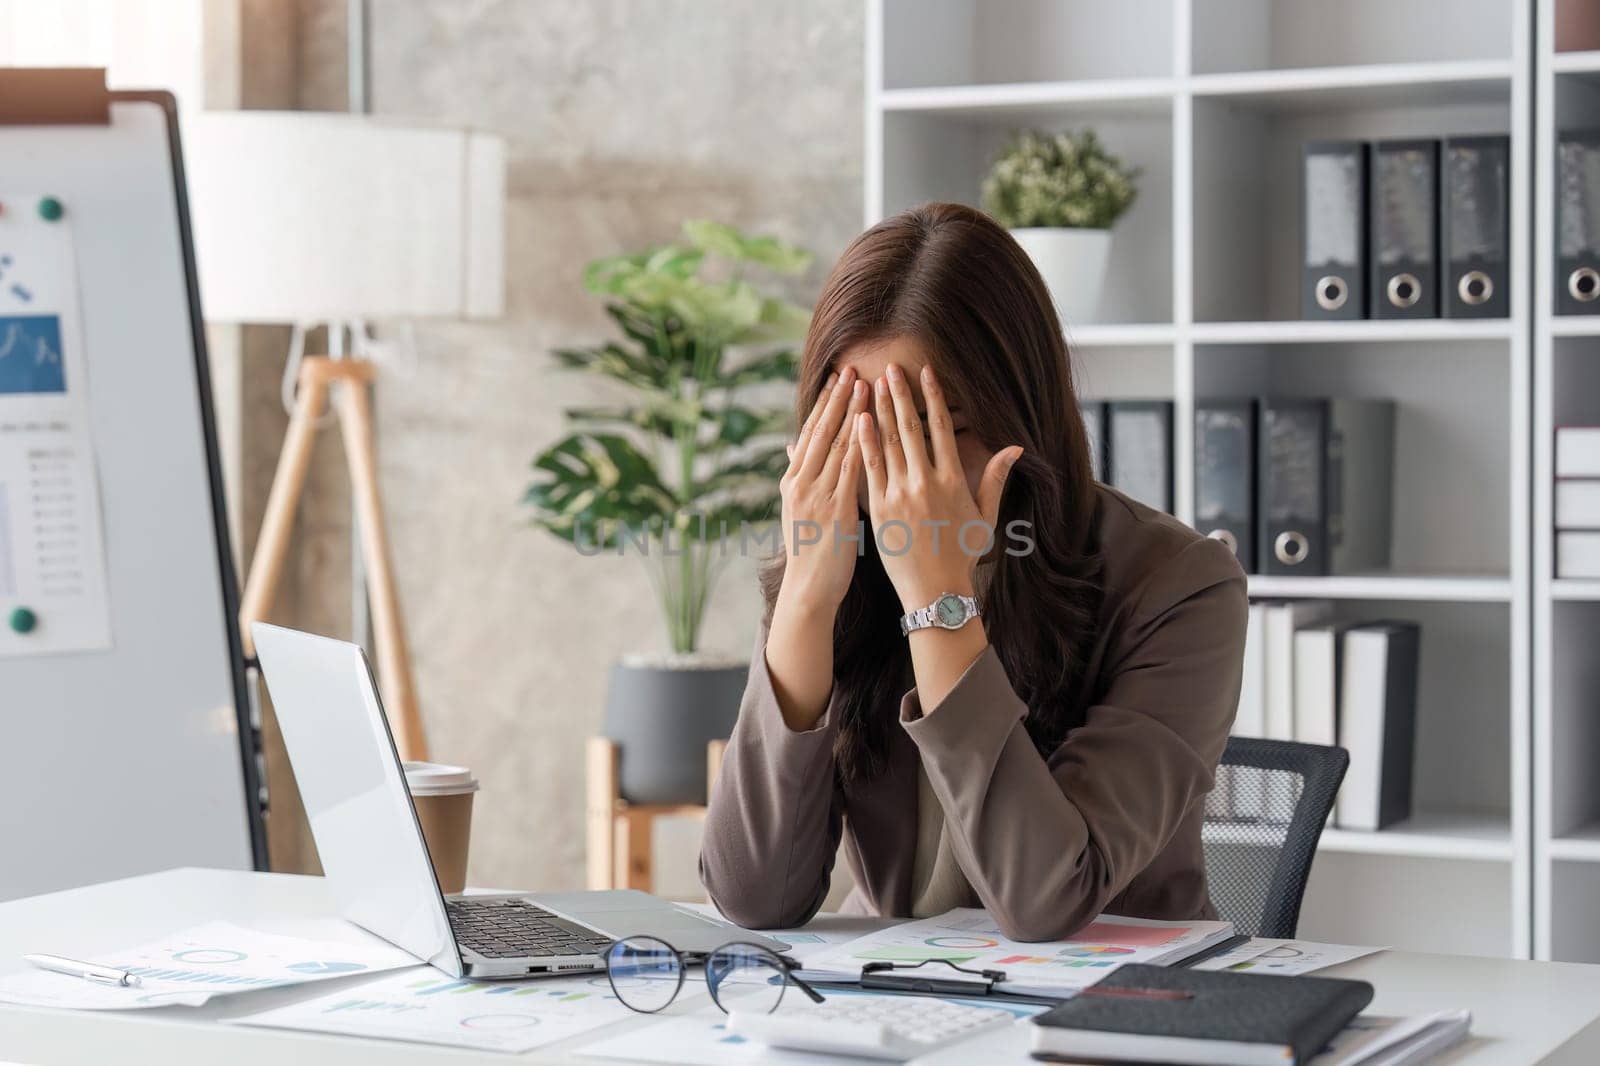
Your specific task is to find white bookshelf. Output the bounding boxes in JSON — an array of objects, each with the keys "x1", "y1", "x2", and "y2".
[
  {"x1": 867, "y1": 0, "x2": 1531, "y2": 957},
  {"x1": 1534, "y1": 0, "x2": 1600, "y2": 964}
]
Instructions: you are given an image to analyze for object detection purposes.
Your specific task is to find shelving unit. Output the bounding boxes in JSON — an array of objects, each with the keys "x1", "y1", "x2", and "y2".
[
  {"x1": 1535, "y1": 0, "x2": 1600, "y2": 964},
  {"x1": 868, "y1": 0, "x2": 1530, "y2": 957}
]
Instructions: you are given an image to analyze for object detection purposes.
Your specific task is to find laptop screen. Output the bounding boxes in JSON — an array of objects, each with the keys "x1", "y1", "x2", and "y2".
[{"x1": 252, "y1": 622, "x2": 462, "y2": 976}]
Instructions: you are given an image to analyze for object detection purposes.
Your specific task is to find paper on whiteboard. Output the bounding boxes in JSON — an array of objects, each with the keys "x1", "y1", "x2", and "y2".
[
  {"x1": 0, "y1": 193, "x2": 112, "y2": 656},
  {"x1": 0, "y1": 921, "x2": 418, "y2": 1010},
  {"x1": 231, "y1": 968, "x2": 637, "y2": 1054}
]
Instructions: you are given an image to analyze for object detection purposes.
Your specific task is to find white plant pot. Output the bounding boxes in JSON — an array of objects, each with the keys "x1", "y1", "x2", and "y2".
[{"x1": 1009, "y1": 227, "x2": 1113, "y2": 327}]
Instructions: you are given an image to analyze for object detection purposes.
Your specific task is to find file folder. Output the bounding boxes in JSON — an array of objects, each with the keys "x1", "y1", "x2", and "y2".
[
  {"x1": 1258, "y1": 399, "x2": 1395, "y2": 576},
  {"x1": 1107, "y1": 401, "x2": 1173, "y2": 513},
  {"x1": 1336, "y1": 621, "x2": 1420, "y2": 831},
  {"x1": 1369, "y1": 140, "x2": 1439, "y2": 319},
  {"x1": 1194, "y1": 400, "x2": 1258, "y2": 571},
  {"x1": 1302, "y1": 141, "x2": 1368, "y2": 320},
  {"x1": 1442, "y1": 135, "x2": 1509, "y2": 318},
  {"x1": 1558, "y1": 131, "x2": 1600, "y2": 314}
]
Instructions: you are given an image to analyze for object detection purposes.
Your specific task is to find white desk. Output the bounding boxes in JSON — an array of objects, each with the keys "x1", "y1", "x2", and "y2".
[{"x1": 2, "y1": 868, "x2": 1599, "y2": 1065}]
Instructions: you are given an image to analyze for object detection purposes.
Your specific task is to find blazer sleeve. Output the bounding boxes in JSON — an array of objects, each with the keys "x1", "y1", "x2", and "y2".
[
  {"x1": 698, "y1": 625, "x2": 845, "y2": 930},
  {"x1": 901, "y1": 536, "x2": 1247, "y2": 942}
]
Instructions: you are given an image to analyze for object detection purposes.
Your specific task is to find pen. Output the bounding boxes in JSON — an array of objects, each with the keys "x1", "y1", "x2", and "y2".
[{"x1": 22, "y1": 953, "x2": 142, "y2": 987}]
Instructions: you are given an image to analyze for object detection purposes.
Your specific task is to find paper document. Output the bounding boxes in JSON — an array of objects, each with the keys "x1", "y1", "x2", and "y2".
[
  {"x1": 0, "y1": 192, "x2": 113, "y2": 657},
  {"x1": 798, "y1": 908, "x2": 1235, "y2": 996},
  {"x1": 0, "y1": 921, "x2": 418, "y2": 1010},
  {"x1": 580, "y1": 987, "x2": 1042, "y2": 1066},
  {"x1": 1313, "y1": 1010, "x2": 1472, "y2": 1065},
  {"x1": 232, "y1": 968, "x2": 635, "y2": 1054},
  {"x1": 677, "y1": 902, "x2": 899, "y2": 963},
  {"x1": 1191, "y1": 937, "x2": 1382, "y2": 975}
]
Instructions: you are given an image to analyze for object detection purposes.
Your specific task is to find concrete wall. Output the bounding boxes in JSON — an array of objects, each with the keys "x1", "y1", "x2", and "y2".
[{"x1": 243, "y1": 0, "x2": 865, "y2": 894}]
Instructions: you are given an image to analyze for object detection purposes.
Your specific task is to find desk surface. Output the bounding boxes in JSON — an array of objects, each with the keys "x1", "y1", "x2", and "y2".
[{"x1": 2, "y1": 868, "x2": 1599, "y2": 1065}]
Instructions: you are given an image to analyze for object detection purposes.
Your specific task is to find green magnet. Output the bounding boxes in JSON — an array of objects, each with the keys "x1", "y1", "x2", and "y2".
[
  {"x1": 37, "y1": 196, "x2": 64, "y2": 222},
  {"x1": 8, "y1": 607, "x2": 37, "y2": 634}
]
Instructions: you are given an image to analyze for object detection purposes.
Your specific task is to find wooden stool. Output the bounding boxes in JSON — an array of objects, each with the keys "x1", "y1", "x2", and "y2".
[{"x1": 586, "y1": 737, "x2": 726, "y2": 892}]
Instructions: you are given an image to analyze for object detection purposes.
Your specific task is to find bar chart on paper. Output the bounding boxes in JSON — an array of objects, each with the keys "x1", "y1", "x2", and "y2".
[{"x1": 232, "y1": 970, "x2": 636, "y2": 1053}]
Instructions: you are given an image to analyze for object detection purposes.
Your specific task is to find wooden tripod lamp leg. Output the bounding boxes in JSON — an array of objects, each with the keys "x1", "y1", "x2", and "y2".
[
  {"x1": 238, "y1": 367, "x2": 329, "y2": 659},
  {"x1": 587, "y1": 738, "x2": 619, "y2": 890},
  {"x1": 332, "y1": 367, "x2": 429, "y2": 763}
]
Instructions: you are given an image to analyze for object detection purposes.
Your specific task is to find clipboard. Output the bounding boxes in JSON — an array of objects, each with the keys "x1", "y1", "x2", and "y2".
[{"x1": 798, "y1": 933, "x2": 1254, "y2": 1006}]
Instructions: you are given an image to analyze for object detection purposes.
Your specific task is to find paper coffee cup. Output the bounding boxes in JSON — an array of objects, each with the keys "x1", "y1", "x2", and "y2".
[{"x1": 404, "y1": 761, "x2": 478, "y2": 895}]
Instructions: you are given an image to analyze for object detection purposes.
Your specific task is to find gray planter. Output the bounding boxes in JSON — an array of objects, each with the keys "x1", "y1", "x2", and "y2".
[{"x1": 604, "y1": 659, "x2": 746, "y2": 805}]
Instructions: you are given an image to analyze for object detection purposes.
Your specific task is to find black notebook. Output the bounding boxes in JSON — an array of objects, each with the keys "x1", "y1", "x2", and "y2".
[{"x1": 1029, "y1": 964, "x2": 1373, "y2": 1065}]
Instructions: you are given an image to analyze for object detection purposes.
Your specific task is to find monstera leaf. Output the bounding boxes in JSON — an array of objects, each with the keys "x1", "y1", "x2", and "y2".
[
  {"x1": 553, "y1": 342, "x2": 675, "y2": 392},
  {"x1": 527, "y1": 221, "x2": 811, "y2": 654},
  {"x1": 585, "y1": 245, "x2": 705, "y2": 298},
  {"x1": 524, "y1": 434, "x2": 677, "y2": 547},
  {"x1": 714, "y1": 348, "x2": 799, "y2": 389},
  {"x1": 682, "y1": 219, "x2": 813, "y2": 275},
  {"x1": 688, "y1": 446, "x2": 789, "y2": 500}
]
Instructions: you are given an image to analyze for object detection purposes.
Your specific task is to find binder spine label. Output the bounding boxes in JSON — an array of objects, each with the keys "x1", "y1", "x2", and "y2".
[
  {"x1": 1558, "y1": 134, "x2": 1600, "y2": 315},
  {"x1": 1370, "y1": 140, "x2": 1440, "y2": 320},
  {"x1": 1302, "y1": 142, "x2": 1369, "y2": 321},
  {"x1": 1442, "y1": 135, "x2": 1509, "y2": 319}
]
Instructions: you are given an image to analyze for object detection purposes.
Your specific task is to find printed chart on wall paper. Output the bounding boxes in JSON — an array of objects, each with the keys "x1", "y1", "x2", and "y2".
[
  {"x1": 0, "y1": 921, "x2": 418, "y2": 1010},
  {"x1": 0, "y1": 193, "x2": 113, "y2": 657},
  {"x1": 798, "y1": 908, "x2": 1235, "y2": 996},
  {"x1": 233, "y1": 969, "x2": 637, "y2": 1053}
]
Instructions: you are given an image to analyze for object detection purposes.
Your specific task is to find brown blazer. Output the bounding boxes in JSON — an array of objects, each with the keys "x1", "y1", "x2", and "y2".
[{"x1": 699, "y1": 485, "x2": 1248, "y2": 942}]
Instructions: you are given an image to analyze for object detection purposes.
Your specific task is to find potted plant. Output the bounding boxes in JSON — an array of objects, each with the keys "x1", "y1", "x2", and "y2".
[
  {"x1": 981, "y1": 128, "x2": 1140, "y2": 325},
  {"x1": 525, "y1": 220, "x2": 812, "y2": 805}
]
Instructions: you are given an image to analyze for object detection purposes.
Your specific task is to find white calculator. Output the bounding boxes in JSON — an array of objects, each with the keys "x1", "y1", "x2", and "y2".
[{"x1": 727, "y1": 995, "x2": 1016, "y2": 1061}]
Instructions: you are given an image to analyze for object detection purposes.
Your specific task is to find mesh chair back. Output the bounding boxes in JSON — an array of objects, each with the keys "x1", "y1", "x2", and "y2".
[{"x1": 1201, "y1": 737, "x2": 1349, "y2": 939}]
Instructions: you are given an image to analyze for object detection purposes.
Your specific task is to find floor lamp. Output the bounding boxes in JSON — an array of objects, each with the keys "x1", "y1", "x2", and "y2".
[{"x1": 186, "y1": 112, "x2": 505, "y2": 761}]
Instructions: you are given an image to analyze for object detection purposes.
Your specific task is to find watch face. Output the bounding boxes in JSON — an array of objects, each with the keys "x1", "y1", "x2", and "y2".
[{"x1": 935, "y1": 594, "x2": 967, "y2": 627}]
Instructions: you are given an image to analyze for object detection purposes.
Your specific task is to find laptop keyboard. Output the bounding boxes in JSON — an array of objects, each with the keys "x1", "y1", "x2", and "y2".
[{"x1": 446, "y1": 897, "x2": 614, "y2": 959}]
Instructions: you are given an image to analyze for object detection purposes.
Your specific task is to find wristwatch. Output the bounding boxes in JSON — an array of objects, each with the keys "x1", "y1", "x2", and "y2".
[{"x1": 899, "y1": 592, "x2": 981, "y2": 636}]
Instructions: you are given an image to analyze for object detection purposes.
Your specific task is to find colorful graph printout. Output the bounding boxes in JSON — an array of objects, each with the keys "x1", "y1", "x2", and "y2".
[
  {"x1": 232, "y1": 969, "x2": 634, "y2": 1054},
  {"x1": 0, "y1": 922, "x2": 417, "y2": 1010},
  {"x1": 1063, "y1": 921, "x2": 1190, "y2": 948},
  {"x1": 1058, "y1": 944, "x2": 1136, "y2": 957},
  {"x1": 924, "y1": 936, "x2": 998, "y2": 949},
  {"x1": 799, "y1": 909, "x2": 1235, "y2": 996}
]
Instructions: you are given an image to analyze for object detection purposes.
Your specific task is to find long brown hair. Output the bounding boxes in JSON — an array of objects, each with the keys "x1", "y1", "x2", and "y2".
[{"x1": 761, "y1": 202, "x2": 1104, "y2": 781}]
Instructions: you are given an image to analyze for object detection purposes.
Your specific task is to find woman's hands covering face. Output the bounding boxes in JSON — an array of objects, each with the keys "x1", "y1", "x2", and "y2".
[
  {"x1": 775, "y1": 366, "x2": 871, "y2": 617},
  {"x1": 856, "y1": 362, "x2": 1023, "y2": 612}
]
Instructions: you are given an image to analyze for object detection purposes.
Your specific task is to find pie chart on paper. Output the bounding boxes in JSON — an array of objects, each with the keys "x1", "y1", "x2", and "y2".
[
  {"x1": 287, "y1": 961, "x2": 368, "y2": 975},
  {"x1": 924, "y1": 936, "x2": 999, "y2": 949},
  {"x1": 1057, "y1": 944, "x2": 1136, "y2": 958}
]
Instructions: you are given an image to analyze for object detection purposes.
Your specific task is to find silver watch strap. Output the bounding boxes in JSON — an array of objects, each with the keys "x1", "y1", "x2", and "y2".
[{"x1": 899, "y1": 593, "x2": 980, "y2": 636}]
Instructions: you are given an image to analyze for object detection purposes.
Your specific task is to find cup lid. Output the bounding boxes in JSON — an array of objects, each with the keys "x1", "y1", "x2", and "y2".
[{"x1": 403, "y1": 761, "x2": 479, "y2": 796}]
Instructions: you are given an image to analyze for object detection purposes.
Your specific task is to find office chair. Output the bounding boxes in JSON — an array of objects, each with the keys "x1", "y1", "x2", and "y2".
[{"x1": 1201, "y1": 737, "x2": 1350, "y2": 939}]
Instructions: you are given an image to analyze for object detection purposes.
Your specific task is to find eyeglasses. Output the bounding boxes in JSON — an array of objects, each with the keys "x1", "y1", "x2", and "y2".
[{"x1": 601, "y1": 935, "x2": 826, "y2": 1015}]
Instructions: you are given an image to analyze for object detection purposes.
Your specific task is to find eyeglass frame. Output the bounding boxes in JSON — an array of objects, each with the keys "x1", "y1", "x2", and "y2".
[{"x1": 601, "y1": 935, "x2": 827, "y2": 1015}]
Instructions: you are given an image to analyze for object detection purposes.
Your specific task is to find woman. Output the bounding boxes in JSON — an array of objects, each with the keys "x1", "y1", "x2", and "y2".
[{"x1": 699, "y1": 203, "x2": 1246, "y2": 942}]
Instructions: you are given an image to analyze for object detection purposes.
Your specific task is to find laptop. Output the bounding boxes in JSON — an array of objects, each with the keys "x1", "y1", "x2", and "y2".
[{"x1": 252, "y1": 622, "x2": 785, "y2": 979}]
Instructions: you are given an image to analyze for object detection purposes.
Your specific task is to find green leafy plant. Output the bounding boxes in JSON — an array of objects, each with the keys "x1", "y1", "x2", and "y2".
[
  {"x1": 524, "y1": 221, "x2": 812, "y2": 655},
  {"x1": 981, "y1": 128, "x2": 1140, "y2": 230}
]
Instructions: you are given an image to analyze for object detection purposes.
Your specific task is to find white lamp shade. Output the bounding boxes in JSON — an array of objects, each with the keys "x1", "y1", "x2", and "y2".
[{"x1": 184, "y1": 111, "x2": 505, "y2": 323}]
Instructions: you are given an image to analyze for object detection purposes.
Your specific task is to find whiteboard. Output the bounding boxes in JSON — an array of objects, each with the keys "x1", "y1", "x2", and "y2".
[{"x1": 0, "y1": 92, "x2": 262, "y2": 899}]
